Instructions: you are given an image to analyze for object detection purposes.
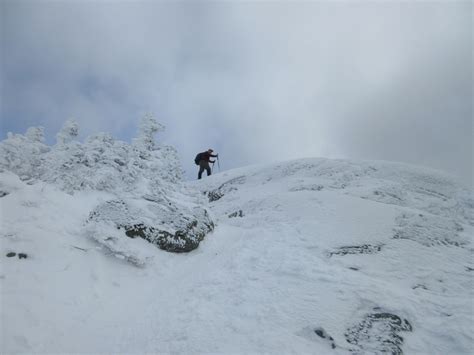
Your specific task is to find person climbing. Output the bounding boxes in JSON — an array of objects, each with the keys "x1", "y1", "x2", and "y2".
[{"x1": 195, "y1": 149, "x2": 218, "y2": 179}]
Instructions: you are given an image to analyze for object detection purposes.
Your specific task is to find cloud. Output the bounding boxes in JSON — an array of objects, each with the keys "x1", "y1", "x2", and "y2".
[{"x1": 1, "y1": 1, "x2": 471, "y2": 185}]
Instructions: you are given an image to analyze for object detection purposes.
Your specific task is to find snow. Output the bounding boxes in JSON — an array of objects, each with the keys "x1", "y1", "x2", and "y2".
[{"x1": 1, "y1": 154, "x2": 473, "y2": 353}]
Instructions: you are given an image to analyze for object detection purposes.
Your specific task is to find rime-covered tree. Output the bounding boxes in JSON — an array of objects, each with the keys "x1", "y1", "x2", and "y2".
[
  {"x1": 56, "y1": 119, "x2": 79, "y2": 146},
  {"x1": 130, "y1": 113, "x2": 183, "y2": 187},
  {"x1": 1, "y1": 114, "x2": 183, "y2": 193},
  {"x1": 133, "y1": 113, "x2": 165, "y2": 152},
  {"x1": 0, "y1": 127, "x2": 49, "y2": 180}
]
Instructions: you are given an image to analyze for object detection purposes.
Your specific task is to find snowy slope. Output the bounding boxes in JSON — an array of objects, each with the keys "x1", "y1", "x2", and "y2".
[{"x1": 1, "y1": 158, "x2": 473, "y2": 354}]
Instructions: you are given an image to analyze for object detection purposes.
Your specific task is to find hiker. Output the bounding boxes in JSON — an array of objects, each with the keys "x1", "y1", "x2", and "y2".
[{"x1": 196, "y1": 149, "x2": 218, "y2": 179}]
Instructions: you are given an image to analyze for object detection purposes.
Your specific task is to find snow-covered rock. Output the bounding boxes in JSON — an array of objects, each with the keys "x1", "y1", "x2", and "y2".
[{"x1": 87, "y1": 198, "x2": 214, "y2": 255}]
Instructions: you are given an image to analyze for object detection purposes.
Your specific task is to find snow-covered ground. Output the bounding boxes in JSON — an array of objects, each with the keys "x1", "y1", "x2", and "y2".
[{"x1": 1, "y1": 158, "x2": 473, "y2": 354}]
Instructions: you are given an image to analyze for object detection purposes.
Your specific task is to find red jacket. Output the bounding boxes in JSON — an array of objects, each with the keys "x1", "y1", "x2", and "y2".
[{"x1": 201, "y1": 151, "x2": 217, "y2": 162}]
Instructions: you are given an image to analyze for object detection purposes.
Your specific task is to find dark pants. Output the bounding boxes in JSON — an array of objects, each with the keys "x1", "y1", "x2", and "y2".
[{"x1": 198, "y1": 160, "x2": 211, "y2": 179}]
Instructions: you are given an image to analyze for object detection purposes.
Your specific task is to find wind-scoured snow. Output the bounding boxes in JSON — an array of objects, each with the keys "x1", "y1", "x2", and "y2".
[
  {"x1": 192, "y1": 158, "x2": 473, "y2": 354},
  {"x1": 1, "y1": 154, "x2": 473, "y2": 353}
]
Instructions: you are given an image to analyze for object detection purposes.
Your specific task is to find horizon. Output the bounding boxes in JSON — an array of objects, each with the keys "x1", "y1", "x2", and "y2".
[
  {"x1": 1, "y1": 0, "x2": 472, "y2": 185},
  {"x1": 3, "y1": 116, "x2": 471, "y2": 188}
]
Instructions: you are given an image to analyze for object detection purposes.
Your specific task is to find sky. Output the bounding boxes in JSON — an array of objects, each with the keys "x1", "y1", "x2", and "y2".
[{"x1": 1, "y1": 0, "x2": 472, "y2": 185}]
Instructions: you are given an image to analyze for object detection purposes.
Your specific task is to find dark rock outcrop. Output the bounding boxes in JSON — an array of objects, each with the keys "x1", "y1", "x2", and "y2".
[
  {"x1": 122, "y1": 220, "x2": 213, "y2": 253},
  {"x1": 5, "y1": 252, "x2": 28, "y2": 259},
  {"x1": 228, "y1": 210, "x2": 244, "y2": 218},
  {"x1": 329, "y1": 244, "x2": 383, "y2": 257},
  {"x1": 314, "y1": 327, "x2": 336, "y2": 349},
  {"x1": 345, "y1": 311, "x2": 412, "y2": 354},
  {"x1": 208, "y1": 190, "x2": 224, "y2": 202},
  {"x1": 290, "y1": 184, "x2": 324, "y2": 192}
]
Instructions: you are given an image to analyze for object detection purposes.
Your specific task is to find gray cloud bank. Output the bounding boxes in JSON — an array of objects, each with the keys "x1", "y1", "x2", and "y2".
[{"x1": 1, "y1": 1, "x2": 472, "y2": 185}]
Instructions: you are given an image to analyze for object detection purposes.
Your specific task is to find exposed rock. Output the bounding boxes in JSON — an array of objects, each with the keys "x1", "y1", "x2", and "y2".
[
  {"x1": 228, "y1": 210, "x2": 244, "y2": 218},
  {"x1": 329, "y1": 244, "x2": 383, "y2": 257},
  {"x1": 314, "y1": 327, "x2": 336, "y2": 349},
  {"x1": 345, "y1": 311, "x2": 412, "y2": 354},
  {"x1": 208, "y1": 190, "x2": 224, "y2": 202},
  {"x1": 122, "y1": 220, "x2": 213, "y2": 253},
  {"x1": 5, "y1": 252, "x2": 28, "y2": 259},
  {"x1": 290, "y1": 184, "x2": 324, "y2": 192},
  {"x1": 0, "y1": 191, "x2": 8, "y2": 197}
]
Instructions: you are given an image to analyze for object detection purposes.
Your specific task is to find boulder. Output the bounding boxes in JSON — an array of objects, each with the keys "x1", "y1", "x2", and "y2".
[{"x1": 87, "y1": 198, "x2": 214, "y2": 255}]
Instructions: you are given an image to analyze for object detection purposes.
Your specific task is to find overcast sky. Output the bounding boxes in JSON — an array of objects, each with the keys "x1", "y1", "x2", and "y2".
[{"x1": 1, "y1": 0, "x2": 472, "y2": 185}]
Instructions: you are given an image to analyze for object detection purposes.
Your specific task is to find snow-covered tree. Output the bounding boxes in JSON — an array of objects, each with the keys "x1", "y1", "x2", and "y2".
[
  {"x1": 25, "y1": 126, "x2": 46, "y2": 143},
  {"x1": 0, "y1": 127, "x2": 49, "y2": 180},
  {"x1": 130, "y1": 113, "x2": 183, "y2": 186},
  {"x1": 56, "y1": 119, "x2": 79, "y2": 146},
  {"x1": 133, "y1": 113, "x2": 164, "y2": 152},
  {"x1": 0, "y1": 115, "x2": 183, "y2": 193}
]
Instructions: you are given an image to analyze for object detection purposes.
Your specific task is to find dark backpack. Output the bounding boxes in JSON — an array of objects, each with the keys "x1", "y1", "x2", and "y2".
[{"x1": 194, "y1": 152, "x2": 204, "y2": 165}]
